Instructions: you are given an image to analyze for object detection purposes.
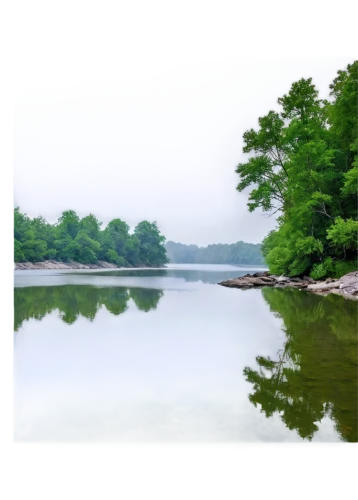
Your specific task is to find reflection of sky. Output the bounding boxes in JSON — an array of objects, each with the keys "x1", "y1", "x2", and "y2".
[
  {"x1": 14, "y1": 285, "x2": 280, "y2": 413},
  {"x1": 14, "y1": 267, "x2": 339, "y2": 442},
  {"x1": 13, "y1": 263, "x2": 268, "y2": 288}
]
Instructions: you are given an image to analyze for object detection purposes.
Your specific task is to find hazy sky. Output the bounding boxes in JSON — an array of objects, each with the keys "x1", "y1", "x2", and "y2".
[{"x1": 14, "y1": 56, "x2": 354, "y2": 246}]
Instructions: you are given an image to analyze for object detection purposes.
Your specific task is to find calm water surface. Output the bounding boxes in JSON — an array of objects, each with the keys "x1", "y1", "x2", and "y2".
[{"x1": 14, "y1": 264, "x2": 357, "y2": 442}]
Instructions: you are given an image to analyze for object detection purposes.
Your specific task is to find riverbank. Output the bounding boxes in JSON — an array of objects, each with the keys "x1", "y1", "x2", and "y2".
[
  {"x1": 15, "y1": 260, "x2": 120, "y2": 270},
  {"x1": 14, "y1": 260, "x2": 169, "y2": 270},
  {"x1": 218, "y1": 271, "x2": 358, "y2": 301}
]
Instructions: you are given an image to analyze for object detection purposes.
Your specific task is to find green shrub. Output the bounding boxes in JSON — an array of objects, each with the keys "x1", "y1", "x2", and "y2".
[
  {"x1": 266, "y1": 247, "x2": 292, "y2": 275},
  {"x1": 44, "y1": 249, "x2": 57, "y2": 260},
  {"x1": 310, "y1": 257, "x2": 334, "y2": 280},
  {"x1": 332, "y1": 260, "x2": 357, "y2": 278}
]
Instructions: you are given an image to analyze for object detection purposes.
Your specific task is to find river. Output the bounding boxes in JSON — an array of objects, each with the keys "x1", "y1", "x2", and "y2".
[{"x1": 13, "y1": 264, "x2": 357, "y2": 442}]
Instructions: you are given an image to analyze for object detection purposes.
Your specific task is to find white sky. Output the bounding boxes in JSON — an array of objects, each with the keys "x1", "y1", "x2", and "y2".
[{"x1": 14, "y1": 57, "x2": 354, "y2": 245}]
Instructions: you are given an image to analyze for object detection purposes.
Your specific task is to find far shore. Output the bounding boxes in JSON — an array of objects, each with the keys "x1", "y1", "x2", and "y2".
[
  {"x1": 14, "y1": 260, "x2": 167, "y2": 271},
  {"x1": 14, "y1": 261, "x2": 268, "y2": 271}
]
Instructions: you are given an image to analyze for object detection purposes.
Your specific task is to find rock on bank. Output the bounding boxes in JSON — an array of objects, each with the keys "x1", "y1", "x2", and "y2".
[
  {"x1": 218, "y1": 271, "x2": 358, "y2": 301},
  {"x1": 15, "y1": 260, "x2": 119, "y2": 270}
]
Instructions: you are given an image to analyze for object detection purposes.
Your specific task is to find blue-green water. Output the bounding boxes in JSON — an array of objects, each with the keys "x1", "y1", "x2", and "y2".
[{"x1": 14, "y1": 264, "x2": 357, "y2": 442}]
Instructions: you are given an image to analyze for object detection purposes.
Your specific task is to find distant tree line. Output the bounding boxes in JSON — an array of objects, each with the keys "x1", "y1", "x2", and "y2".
[
  {"x1": 165, "y1": 240, "x2": 265, "y2": 265},
  {"x1": 236, "y1": 61, "x2": 358, "y2": 279},
  {"x1": 14, "y1": 208, "x2": 169, "y2": 267}
]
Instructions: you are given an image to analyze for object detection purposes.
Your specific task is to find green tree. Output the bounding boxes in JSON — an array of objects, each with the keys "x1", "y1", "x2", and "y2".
[
  {"x1": 101, "y1": 219, "x2": 131, "y2": 264},
  {"x1": 134, "y1": 221, "x2": 168, "y2": 266},
  {"x1": 80, "y1": 214, "x2": 102, "y2": 240},
  {"x1": 14, "y1": 239, "x2": 25, "y2": 262},
  {"x1": 14, "y1": 208, "x2": 168, "y2": 267},
  {"x1": 20, "y1": 230, "x2": 47, "y2": 262},
  {"x1": 165, "y1": 240, "x2": 265, "y2": 265},
  {"x1": 53, "y1": 234, "x2": 78, "y2": 262},
  {"x1": 14, "y1": 207, "x2": 30, "y2": 242},
  {"x1": 125, "y1": 234, "x2": 141, "y2": 266},
  {"x1": 72, "y1": 230, "x2": 101, "y2": 263},
  {"x1": 236, "y1": 62, "x2": 358, "y2": 277},
  {"x1": 165, "y1": 241, "x2": 265, "y2": 266},
  {"x1": 56, "y1": 210, "x2": 80, "y2": 239},
  {"x1": 326, "y1": 217, "x2": 358, "y2": 258}
]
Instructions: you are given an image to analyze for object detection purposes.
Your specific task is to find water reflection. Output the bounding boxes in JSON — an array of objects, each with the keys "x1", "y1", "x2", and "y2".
[
  {"x1": 81, "y1": 266, "x2": 263, "y2": 284},
  {"x1": 14, "y1": 285, "x2": 164, "y2": 331},
  {"x1": 14, "y1": 266, "x2": 358, "y2": 442},
  {"x1": 244, "y1": 288, "x2": 358, "y2": 442}
]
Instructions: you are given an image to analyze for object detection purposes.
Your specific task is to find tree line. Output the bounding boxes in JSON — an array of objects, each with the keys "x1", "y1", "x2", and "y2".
[
  {"x1": 236, "y1": 61, "x2": 357, "y2": 279},
  {"x1": 165, "y1": 240, "x2": 265, "y2": 265},
  {"x1": 14, "y1": 208, "x2": 169, "y2": 267}
]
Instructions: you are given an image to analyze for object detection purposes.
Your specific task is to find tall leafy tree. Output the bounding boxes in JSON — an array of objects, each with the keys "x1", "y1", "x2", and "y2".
[
  {"x1": 56, "y1": 210, "x2": 80, "y2": 239},
  {"x1": 80, "y1": 214, "x2": 102, "y2": 240},
  {"x1": 236, "y1": 61, "x2": 358, "y2": 278},
  {"x1": 134, "y1": 221, "x2": 168, "y2": 266}
]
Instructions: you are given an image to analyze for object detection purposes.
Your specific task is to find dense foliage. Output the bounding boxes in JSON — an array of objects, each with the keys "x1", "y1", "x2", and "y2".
[
  {"x1": 236, "y1": 61, "x2": 357, "y2": 278},
  {"x1": 14, "y1": 208, "x2": 169, "y2": 267},
  {"x1": 166, "y1": 240, "x2": 265, "y2": 265}
]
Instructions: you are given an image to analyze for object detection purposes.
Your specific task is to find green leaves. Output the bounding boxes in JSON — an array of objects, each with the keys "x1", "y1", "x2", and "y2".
[
  {"x1": 57, "y1": 210, "x2": 80, "y2": 239},
  {"x1": 236, "y1": 61, "x2": 357, "y2": 276},
  {"x1": 265, "y1": 247, "x2": 293, "y2": 276},
  {"x1": 134, "y1": 221, "x2": 168, "y2": 266},
  {"x1": 236, "y1": 110, "x2": 288, "y2": 214},
  {"x1": 73, "y1": 231, "x2": 101, "y2": 264},
  {"x1": 21, "y1": 238, "x2": 47, "y2": 262},
  {"x1": 295, "y1": 236, "x2": 323, "y2": 257},
  {"x1": 326, "y1": 217, "x2": 358, "y2": 255},
  {"x1": 14, "y1": 239, "x2": 25, "y2": 262},
  {"x1": 309, "y1": 191, "x2": 332, "y2": 206},
  {"x1": 341, "y1": 164, "x2": 358, "y2": 196},
  {"x1": 14, "y1": 208, "x2": 169, "y2": 267},
  {"x1": 277, "y1": 77, "x2": 322, "y2": 122},
  {"x1": 310, "y1": 257, "x2": 334, "y2": 280},
  {"x1": 80, "y1": 214, "x2": 102, "y2": 240}
]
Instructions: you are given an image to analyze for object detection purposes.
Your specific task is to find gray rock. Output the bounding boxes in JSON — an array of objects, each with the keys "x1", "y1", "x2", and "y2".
[
  {"x1": 218, "y1": 270, "x2": 358, "y2": 301},
  {"x1": 275, "y1": 275, "x2": 290, "y2": 283},
  {"x1": 259, "y1": 276, "x2": 276, "y2": 283},
  {"x1": 307, "y1": 281, "x2": 342, "y2": 291}
]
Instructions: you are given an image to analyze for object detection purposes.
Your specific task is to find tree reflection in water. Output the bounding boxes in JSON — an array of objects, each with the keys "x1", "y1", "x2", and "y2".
[
  {"x1": 14, "y1": 285, "x2": 164, "y2": 331},
  {"x1": 244, "y1": 288, "x2": 357, "y2": 442}
]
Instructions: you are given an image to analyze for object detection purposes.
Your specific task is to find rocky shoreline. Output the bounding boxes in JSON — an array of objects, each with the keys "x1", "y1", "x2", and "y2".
[
  {"x1": 219, "y1": 271, "x2": 358, "y2": 301},
  {"x1": 15, "y1": 260, "x2": 120, "y2": 270},
  {"x1": 14, "y1": 260, "x2": 167, "y2": 271}
]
